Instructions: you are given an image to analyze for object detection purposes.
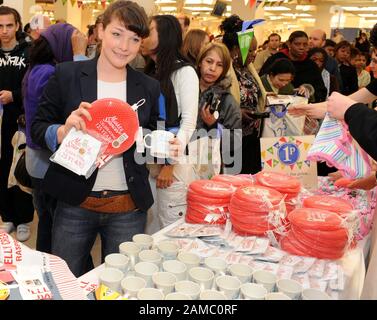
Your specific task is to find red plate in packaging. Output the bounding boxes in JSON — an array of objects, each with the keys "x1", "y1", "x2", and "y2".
[
  {"x1": 234, "y1": 185, "x2": 284, "y2": 205},
  {"x1": 84, "y1": 98, "x2": 140, "y2": 156},
  {"x1": 303, "y1": 195, "x2": 353, "y2": 216},
  {"x1": 211, "y1": 174, "x2": 252, "y2": 187},
  {"x1": 188, "y1": 180, "x2": 235, "y2": 199},
  {"x1": 288, "y1": 208, "x2": 344, "y2": 231},
  {"x1": 255, "y1": 171, "x2": 301, "y2": 191}
]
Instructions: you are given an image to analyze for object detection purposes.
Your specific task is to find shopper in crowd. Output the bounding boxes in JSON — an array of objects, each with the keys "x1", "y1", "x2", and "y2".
[
  {"x1": 355, "y1": 31, "x2": 370, "y2": 54},
  {"x1": 350, "y1": 47, "x2": 371, "y2": 89},
  {"x1": 308, "y1": 47, "x2": 339, "y2": 99},
  {"x1": 254, "y1": 32, "x2": 281, "y2": 73},
  {"x1": 308, "y1": 29, "x2": 342, "y2": 91},
  {"x1": 195, "y1": 42, "x2": 241, "y2": 178},
  {"x1": 0, "y1": 6, "x2": 34, "y2": 241},
  {"x1": 182, "y1": 29, "x2": 210, "y2": 65},
  {"x1": 23, "y1": 23, "x2": 88, "y2": 254},
  {"x1": 141, "y1": 14, "x2": 198, "y2": 229},
  {"x1": 29, "y1": 13, "x2": 51, "y2": 41},
  {"x1": 31, "y1": 0, "x2": 166, "y2": 277},
  {"x1": 220, "y1": 15, "x2": 267, "y2": 174},
  {"x1": 334, "y1": 40, "x2": 359, "y2": 95},
  {"x1": 324, "y1": 38, "x2": 336, "y2": 58},
  {"x1": 259, "y1": 30, "x2": 327, "y2": 104},
  {"x1": 260, "y1": 58, "x2": 298, "y2": 95}
]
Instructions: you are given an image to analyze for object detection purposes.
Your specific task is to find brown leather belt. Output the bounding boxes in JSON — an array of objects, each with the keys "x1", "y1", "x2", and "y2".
[{"x1": 80, "y1": 190, "x2": 136, "y2": 213}]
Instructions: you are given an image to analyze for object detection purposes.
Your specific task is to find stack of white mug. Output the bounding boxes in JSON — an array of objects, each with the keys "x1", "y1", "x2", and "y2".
[{"x1": 98, "y1": 234, "x2": 331, "y2": 300}]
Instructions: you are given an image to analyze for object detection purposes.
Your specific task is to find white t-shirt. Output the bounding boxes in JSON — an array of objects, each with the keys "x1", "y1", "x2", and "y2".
[{"x1": 92, "y1": 80, "x2": 128, "y2": 191}]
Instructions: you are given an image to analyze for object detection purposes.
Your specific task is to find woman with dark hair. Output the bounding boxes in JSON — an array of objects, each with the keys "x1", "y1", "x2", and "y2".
[
  {"x1": 334, "y1": 40, "x2": 358, "y2": 96},
  {"x1": 31, "y1": 1, "x2": 163, "y2": 277},
  {"x1": 182, "y1": 29, "x2": 210, "y2": 65},
  {"x1": 141, "y1": 15, "x2": 199, "y2": 228},
  {"x1": 260, "y1": 58, "x2": 296, "y2": 95},
  {"x1": 308, "y1": 47, "x2": 339, "y2": 98},
  {"x1": 220, "y1": 14, "x2": 267, "y2": 174},
  {"x1": 260, "y1": 30, "x2": 327, "y2": 103},
  {"x1": 23, "y1": 23, "x2": 87, "y2": 253},
  {"x1": 195, "y1": 42, "x2": 242, "y2": 178}
]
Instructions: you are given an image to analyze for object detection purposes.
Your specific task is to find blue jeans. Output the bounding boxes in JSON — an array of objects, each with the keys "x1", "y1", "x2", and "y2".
[{"x1": 52, "y1": 201, "x2": 147, "y2": 277}]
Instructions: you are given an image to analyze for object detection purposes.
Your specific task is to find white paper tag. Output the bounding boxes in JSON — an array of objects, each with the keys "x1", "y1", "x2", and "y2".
[
  {"x1": 280, "y1": 255, "x2": 303, "y2": 267},
  {"x1": 51, "y1": 127, "x2": 103, "y2": 177},
  {"x1": 224, "y1": 218, "x2": 232, "y2": 238},
  {"x1": 293, "y1": 257, "x2": 316, "y2": 274},
  {"x1": 248, "y1": 238, "x2": 269, "y2": 255},
  {"x1": 308, "y1": 260, "x2": 326, "y2": 278}
]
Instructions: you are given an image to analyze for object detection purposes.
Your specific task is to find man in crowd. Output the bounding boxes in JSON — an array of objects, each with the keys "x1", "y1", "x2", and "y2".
[
  {"x1": 254, "y1": 33, "x2": 281, "y2": 72},
  {"x1": 0, "y1": 6, "x2": 34, "y2": 241}
]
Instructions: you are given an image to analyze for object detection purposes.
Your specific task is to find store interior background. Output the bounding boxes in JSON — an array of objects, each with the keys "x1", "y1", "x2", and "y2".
[
  {"x1": 2, "y1": 0, "x2": 376, "y2": 265},
  {"x1": 4, "y1": 0, "x2": 377, "y2": 45}
]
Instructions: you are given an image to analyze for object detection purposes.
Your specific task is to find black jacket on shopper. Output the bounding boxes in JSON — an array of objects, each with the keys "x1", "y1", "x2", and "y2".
[
  {"x1": 259, "y1": 51, "x2": 327, "y2": 103},
  {"x1": 31, "y1": 58, "x2": 160, "y2": 211}
]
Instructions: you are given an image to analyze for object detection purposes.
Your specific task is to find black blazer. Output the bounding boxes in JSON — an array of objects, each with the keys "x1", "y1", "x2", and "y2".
[{"x1": 31, "y1": 58, "x2": 160, "y2": 211}]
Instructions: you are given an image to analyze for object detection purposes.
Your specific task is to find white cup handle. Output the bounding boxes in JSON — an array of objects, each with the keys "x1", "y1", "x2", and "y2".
[{"x1": 143, "y1": 133, "x2": 152, "y2": 148}]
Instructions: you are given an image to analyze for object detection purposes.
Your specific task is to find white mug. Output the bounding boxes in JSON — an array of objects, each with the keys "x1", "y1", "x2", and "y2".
[
  {"x1": 165, "y1": 292, "x2": 192, "y2": 300},
  {"x1": 137, "y1": 287, "x2": 165, "y2": 300},
  {"x1": 302, "y1": 288, "x2": 331, "y2": 300},
  {"x1": 99, "y1": 267, "x2": 124, "y2": 293},
  {"x1": 132, "y1": 234, "x2": 154, "y2": 250},
  {"x1": 119, "y1": 241, "x2": 141, "y2": 271},
  {"x1": 143, "y1": 130, "x2": 175, "y2": 158},
  {"x1": 134, "y1": 261, "x2": 159, "y2": 287},
  {"x1": 276, "y1": 279, "x2": 302, "y2": 300},
  {"x1": 204, "y1": 257, "x2": 227, "y2": 276},
  {"x1": 200, "y1": 289, "x2": 228, "y2": 300},
  {"x1": 265, "y1": 292, "x2": 292, "y2": 300},
  {"x1": 240, "y1": 283, "x2": 267, "y2": 300},
  {"x1": 174, "y1": 280, "x2": 201, "y2": 300},
  {"x1": 252, "y1": 270, "x2": 277, "y2": 292},
  {"x1": 228, "y1": 263, "x2": 254, "y2": 284},
  {"x1": 157, "y1": 240, "x2": 179, "y2": 261},
  {"x1": 121, "y1": 276, "x2": 146, "y2": 298},
  {"x1": 177, "y1": 252, "x2": 201, "y2": 271},
  {"x1": 162, "y1": 260, "x2": 187, "y2": 281},
  {"x1": 105, "y1": 253, "x2": 130, "y2": 274},
  {"x1": 138, "y1": 249, "x2": 163, "y2": 267},
  {"x1": 215, "y1": 275, "x2": 241, "y2": 300},
  {"x1": 188, "y1": 267, "x2": 215, "y2": 291},
  {"x1": 152, "y1": 272, "x2": 177, "y2": 295}
]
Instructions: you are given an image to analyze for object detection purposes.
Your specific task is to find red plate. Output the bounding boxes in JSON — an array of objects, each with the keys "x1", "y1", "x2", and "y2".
[
  {"x1": 255, "y1": 171, "x2": 301, "y2": 191},
  {"x1": 234, "y1": 185, "x2": 284, "y2": 205},
  {"x1": 84, "y1": 98, "x2": 139, "y2": 156},
  {"x1": 288, "y1": 208, "x2": 344, "y2": 231},
  {"x1": 303, "y1": 195, "x2": 353, "y2": 216},
  {"x1": 188, "y1": 180, "x2": 235, "y2": 199},
  {"x1": 211, "y1": 174, "x2": 252, "y2": 187}
]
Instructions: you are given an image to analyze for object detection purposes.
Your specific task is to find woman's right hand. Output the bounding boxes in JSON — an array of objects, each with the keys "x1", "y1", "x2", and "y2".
[
  {"x1": 57, "y1": 102, "x2": 92, "y2": 143},
  {"x1": 241, "y1": 108, "x2": 254, "y2": 122}
]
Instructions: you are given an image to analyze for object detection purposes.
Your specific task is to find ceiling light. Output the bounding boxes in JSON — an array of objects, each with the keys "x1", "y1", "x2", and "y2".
[
  {"x1": 183, "y1": 6, "x2": 213, "y2": 11},
  {"x1": 343, "y1": 7, "x2": 377, "y2": 11}
]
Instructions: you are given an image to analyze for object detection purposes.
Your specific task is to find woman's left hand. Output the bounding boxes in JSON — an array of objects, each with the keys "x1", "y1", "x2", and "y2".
[
  {"x1": 156, "y1": 165, "x2": 174, "y2": 189},
  {"x1": 346, "y1": 174, "x2": 377, "y2": 190},
  {"x1": 200, "y1": 104, "x2": 217, "y2": 126},
  {"x1": 327, "y1": 92, "x2": 357, "y2": 120}
]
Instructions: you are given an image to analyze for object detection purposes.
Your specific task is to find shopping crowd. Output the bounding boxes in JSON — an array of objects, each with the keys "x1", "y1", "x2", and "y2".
[{"x1": 1, "y1": 1, "x2": 377, "y2": 298}]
